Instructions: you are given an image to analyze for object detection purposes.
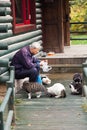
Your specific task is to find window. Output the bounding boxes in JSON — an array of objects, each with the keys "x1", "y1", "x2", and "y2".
[{"x1": 11, "y1": 0, "x2": 36, "y2": 34}]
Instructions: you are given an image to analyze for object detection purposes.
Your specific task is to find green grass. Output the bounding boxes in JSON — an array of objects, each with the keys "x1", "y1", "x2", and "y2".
[{"x1": 70, "y1": 34, "x2": 87, "y2": 45}]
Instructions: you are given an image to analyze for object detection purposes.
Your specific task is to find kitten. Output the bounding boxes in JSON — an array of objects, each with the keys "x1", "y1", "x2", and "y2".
[
  {"x1": 47, "y1": 83, "x2": 66, "y2": 98},
  {"x1": 41, "y1": 74, "x2": 51, "y2": 85},
  {"x1": 22, "y1": 81, "x2": 48, "y2": 99},
  {"x1": 69, "y1": 73, "x2": 83, "y2": 95}
]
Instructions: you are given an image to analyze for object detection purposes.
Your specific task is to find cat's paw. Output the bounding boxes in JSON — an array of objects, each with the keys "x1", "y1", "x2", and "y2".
[
  {"x1": 55, "y1": 95, "x2": 60, "y2": 98},
  {"x1": 36, "y1": 95, "x2": 41, "y2": 98},
  {"x1": 36, "y1": 92, "x2": 42, "y2": 98},
  {"x1": 28, "y1": 93, "x2": 31, "y2": 99}
]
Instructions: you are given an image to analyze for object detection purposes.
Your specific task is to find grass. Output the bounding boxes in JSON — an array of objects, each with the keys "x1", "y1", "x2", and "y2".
[
  {"x1": 82, "y1": 104, "x2": 87, "y2": 112},
  {"x1": 70, "y1": 34, "x2": 87, "y2": 45}
]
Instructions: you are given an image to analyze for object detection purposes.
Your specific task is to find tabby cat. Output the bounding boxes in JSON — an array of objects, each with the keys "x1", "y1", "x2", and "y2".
[{"x1": 22, "y1": 81, "x2": 48, "y2": 99}]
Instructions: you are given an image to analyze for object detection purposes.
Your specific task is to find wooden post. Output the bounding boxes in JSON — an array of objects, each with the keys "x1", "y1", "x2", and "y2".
[
  {"x1": 6, "y1": 66, "x2": 15, "y2": 125},
  {"x1": 6, "y1": 81, "x2": 15, "y2": 125}
]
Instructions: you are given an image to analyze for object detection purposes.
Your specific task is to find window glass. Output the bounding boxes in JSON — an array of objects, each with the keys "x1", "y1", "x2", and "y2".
[
  {"x1": 15, "y1": 0, "x2": 30, "y2": 25},
  {"x1": 26, "y1": 0, "x2": 30, "y2": 20},
  {"x1": 15, "y1": 0, "x2": 23, "y2": 24},
  {"x1": 11, "y1": 0, "x2": 36, "y2": 34}
]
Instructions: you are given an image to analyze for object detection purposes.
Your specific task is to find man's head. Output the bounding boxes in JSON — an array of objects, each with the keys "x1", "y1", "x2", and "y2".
[{"x1": 30, "y1": 42, "x2": 43, "y2": 55}]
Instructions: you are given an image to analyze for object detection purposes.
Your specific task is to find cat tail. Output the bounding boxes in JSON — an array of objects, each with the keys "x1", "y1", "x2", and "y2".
[{"x1": 61, "y1": 90, "x2": 66, "y2": 98}]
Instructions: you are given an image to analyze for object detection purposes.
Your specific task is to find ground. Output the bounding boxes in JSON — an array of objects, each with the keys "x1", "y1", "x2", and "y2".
[
  {"x1": 0, "y1": 83, "x2": 7, "y2": 103},
  {"x1": 14, "y1": 73, "x2": 87, "y2": 130}
]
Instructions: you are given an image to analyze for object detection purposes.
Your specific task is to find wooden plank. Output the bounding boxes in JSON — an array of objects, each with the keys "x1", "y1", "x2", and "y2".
[
  {"x1": 4, "y1": 110, "x2": 13, "y2": 130},
  {"x1": 51, "y1": 64, "x2": 82, "y2": 68}
]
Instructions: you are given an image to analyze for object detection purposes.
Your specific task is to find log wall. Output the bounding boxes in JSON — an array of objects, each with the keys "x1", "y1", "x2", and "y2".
[{"x1": 0, "y1": 0, "x2": 42, "y2": 77}]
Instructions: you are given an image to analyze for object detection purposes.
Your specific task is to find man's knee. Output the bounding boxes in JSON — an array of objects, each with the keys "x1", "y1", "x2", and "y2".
[
  {"x1": 29, "y1": 68, "x2": 39, "y2": 82},
  {"x1": 32, "y1": 68, "x2": 39, "y2": 76}
]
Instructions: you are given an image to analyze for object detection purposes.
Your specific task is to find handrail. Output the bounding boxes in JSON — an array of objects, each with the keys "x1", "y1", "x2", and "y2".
[
  {"x1": 4, "y1": 110, "x2": 13, "y2": 130},
  {"x1": 70, "y1": 22, "x2": 87, "y2": 24},
  {"x1": 0, "y1": 65, "x2": 15, "y2": 130},
  {"x1": 0, "y1": 88, "x2": 12, "y2": 112},
  {"x1": 82, "y1": 62, "x2": 87, "y2": 98}
]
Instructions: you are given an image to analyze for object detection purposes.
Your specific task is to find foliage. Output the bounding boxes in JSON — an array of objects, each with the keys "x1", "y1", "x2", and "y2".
[{"x1": 70, "y1": 0, "x2": 87, "y2": 31}]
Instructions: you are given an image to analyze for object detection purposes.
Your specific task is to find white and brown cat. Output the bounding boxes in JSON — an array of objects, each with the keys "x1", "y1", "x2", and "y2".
[{"x1": 47, "y1": 83, "x2": 66, "y2": 98}]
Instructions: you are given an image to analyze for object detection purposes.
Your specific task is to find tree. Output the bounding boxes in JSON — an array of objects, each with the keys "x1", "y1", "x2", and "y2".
[{"x1": 70, "y1": 0, "x2": 87, "y2": 31}]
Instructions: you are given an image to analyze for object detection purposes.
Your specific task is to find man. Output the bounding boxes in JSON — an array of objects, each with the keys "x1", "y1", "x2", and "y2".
[{"x1": 10, "y1": 42, "x2": 42, "y2": 82}]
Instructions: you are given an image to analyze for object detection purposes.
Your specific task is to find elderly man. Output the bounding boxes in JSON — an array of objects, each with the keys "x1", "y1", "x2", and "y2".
[{"x1": 10, "y1": 42, "x2": 42, "y2": 82}]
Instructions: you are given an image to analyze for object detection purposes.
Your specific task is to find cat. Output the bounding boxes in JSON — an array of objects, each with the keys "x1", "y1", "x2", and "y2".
[
  {"x1": 22, "y1": 80, "x2": 48, "y2": 99},
  {"x1": 69, "y1": 73, "x2": 83, "y2": 95},
  {"x1": 41, "y1": 74, "x2": 51, "y2": 85},
  {"x1": 47, "y1": 83, "x2": 66, "y2": 98}
]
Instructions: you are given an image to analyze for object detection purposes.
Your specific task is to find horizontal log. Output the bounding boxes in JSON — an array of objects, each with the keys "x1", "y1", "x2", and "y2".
[
  {"x1": 36, "y1": 8, "x2": 42, "y2": 13},
  {"x1": 0, "y1": 7, "x2": 7, "y2": 16},
  {"x1": 9, "y1": 35, "x2": 42, "y2": 50},
  {"x1": 0, "y1": 43, "x2": 8, "y2": 50},
  {"x1": 0, "y1": 30, "x2": 42, "y2": 45},
  {"x1": 0, "y1": 7, "x2": 11, "y2": 15},
  {"x1": 0, "y1": 59, "x2": 9, "y2": 67},
  {"x1": 0, "y1": 30, "x2": 13, "y2": 39},
  {"x1": 0, "y1": 15, "x2": 13, "y2": 23},
  {"x1": 0, "y1": 25, "x2": 8, "y2": 32},
  {"x1": 0, "y1": 51, "x2": 17, "y2": 64},
  {"x1": 0, "y1": 35, "x2": 42, "y2": 57},
  {"x1": 36, "y1": 3, "x2": 41, "y2": 7},
  {"x1": 6, "y1": 7, "x2": 11, "y2": 15},
  {"x1": 0, "y1": 1, "x2": 11, "y2": 7},
  {"x1": 36, "y1": 20, "x2": 42, "y2": 24},
  {"x1": 36, "y1": 14, "x2": 42, "y2": 19},
  {"x1": 36, "y1": 25, "x2": 42, "y2": 29},
  {"x1": 0, "y1": 23, "x2": 12, "y2": 29},
  {"x1": 0, "y1": 68, "x2": 8, "y2": 75},
  {"x1": 0, "y1": 76, "x2": 9, "y2": 82}
]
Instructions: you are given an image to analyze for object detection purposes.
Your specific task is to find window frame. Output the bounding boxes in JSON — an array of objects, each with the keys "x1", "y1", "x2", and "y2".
[{"x1": 11, "y1": 0, "x2": 36, "y2": 34}]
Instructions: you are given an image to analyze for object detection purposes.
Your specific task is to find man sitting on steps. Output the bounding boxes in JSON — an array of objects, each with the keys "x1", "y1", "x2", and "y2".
[{"x1": 10, "y1": 42, "x2": 43, "y2": 83}]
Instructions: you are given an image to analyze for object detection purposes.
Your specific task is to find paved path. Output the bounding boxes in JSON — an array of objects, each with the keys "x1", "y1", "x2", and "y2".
[{"x1": 15, "y1": 73, "x2": 87, "y2": 130}]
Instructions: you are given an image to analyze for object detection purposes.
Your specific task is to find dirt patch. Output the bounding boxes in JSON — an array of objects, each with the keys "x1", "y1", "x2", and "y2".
[{"x1": 0, "y1": 83, "x2": 7, "y2": 103}]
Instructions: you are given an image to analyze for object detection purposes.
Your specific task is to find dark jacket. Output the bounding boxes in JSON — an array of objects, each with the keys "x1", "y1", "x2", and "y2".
[{"x1": 10, "y1": 46, "x2": 40, "y2": 71}]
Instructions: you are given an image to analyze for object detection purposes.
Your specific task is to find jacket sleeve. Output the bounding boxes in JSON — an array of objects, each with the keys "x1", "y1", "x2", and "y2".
[{"x1": 20, "y1": 47, "x2": 40, "y2": 69}]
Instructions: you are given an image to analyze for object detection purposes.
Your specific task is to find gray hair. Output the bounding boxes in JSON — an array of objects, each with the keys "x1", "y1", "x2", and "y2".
[{"x1": 30, "y1": 42, "x2": 43, "y2": 50}]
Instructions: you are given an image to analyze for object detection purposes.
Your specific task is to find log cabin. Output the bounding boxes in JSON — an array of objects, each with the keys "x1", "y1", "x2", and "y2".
[{"x1": 0, "y1": 0, "x2": 70, "y2": 79}]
